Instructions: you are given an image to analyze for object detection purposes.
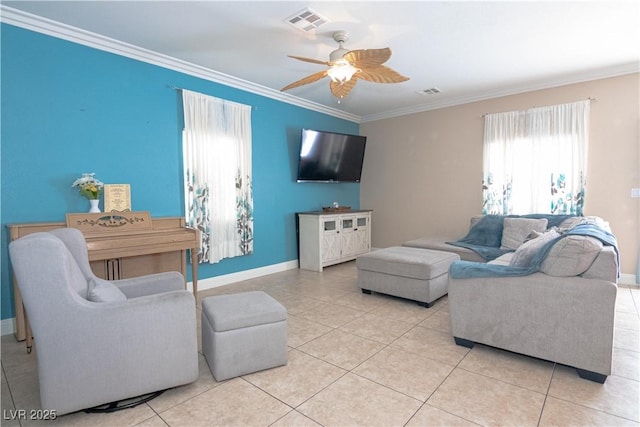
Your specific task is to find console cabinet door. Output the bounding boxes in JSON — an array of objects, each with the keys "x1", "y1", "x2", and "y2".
[
  {"x1": 353, "y1": 214, "x2": 370, "y2": 255},
  {"x1": 321, "y1": 217, "x2": 341, "y2": 263}
]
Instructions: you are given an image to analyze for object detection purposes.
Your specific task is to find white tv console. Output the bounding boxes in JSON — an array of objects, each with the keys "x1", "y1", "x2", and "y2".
[{"x1": 297, "y1": 210, "x2": 372, "y2": 272}]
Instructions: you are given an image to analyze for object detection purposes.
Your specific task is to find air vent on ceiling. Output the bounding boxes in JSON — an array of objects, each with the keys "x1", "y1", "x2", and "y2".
[
  {"x1": 418, "y1": 88, "x2": 441, "y2": 96},
  {"x1": 286, "y1": 8, "x2": 329, "y2": 32}
]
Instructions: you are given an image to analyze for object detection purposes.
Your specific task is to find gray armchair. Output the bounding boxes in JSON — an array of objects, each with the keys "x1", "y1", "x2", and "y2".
[{"x1": 8, "y1": 228, "x2": 199, "y2": 415}]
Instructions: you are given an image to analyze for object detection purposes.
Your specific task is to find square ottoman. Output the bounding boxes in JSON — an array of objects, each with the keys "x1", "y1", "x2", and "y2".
[
  {"x1": 356, "y1": 247, "x2": 460, "y2": 307},
  {"x1": 201, "y1": 291, "x2": 288, "y2": 381}
]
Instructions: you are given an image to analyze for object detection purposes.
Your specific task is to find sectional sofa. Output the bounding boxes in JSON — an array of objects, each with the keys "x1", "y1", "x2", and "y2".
[{"x1": 403, "y1": 214, "x2": 619, "y2": 383}]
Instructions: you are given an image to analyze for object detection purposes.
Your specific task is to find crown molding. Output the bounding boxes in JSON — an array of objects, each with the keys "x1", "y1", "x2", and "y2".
[
  {"x1": 361, "y1": 62, "x2": 640, "y2": 122},
  {"x1": 0, "y1": 6, "x2": 360, "y2": 123}
]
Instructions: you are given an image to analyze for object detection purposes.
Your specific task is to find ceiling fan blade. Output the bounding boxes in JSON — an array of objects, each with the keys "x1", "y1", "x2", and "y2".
[
  {"x1": 330, "y1": 78, "x2": 358, "y2": 99},
  {"x1": 343, "y1": 48, "x2": 392, "y2": 68},
  {"x1": 356, "y1": 65, "x2": 410, "y2": 84},
  {"x1": 281, "y1": 70, "x2": 328, "y2": 92},
  {"x1": 288, "y1": 55, "x2": 330, "y2": 66}
]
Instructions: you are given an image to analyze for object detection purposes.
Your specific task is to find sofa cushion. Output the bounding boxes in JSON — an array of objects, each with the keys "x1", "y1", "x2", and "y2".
[
  {"x1": 500, "y1": 218, "x2": 549, "y2": 250},
  {"x1": 540, "y1": 235, "x2": 603, "y2": 277},
  {"x1": 87, "y1": 277, "x2": 127, "y2": 302},
  {"x1": 510, "y1": 229, "x2": 561, "y2": 268}
]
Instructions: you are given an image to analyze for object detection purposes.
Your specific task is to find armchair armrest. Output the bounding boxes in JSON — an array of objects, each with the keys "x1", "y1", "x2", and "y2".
[{"x1": 113, "y1": 271, "x2": 186, "y2": 299}]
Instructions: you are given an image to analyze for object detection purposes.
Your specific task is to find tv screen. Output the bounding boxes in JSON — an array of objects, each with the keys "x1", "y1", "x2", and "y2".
[{"x1": 296, "y1": 129, "x2": 367, "y2": 182}]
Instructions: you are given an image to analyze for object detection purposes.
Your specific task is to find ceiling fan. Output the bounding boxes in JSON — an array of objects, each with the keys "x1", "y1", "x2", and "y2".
[{"x1": 281, "y1": 31, "x2": 409, "y2": 99}]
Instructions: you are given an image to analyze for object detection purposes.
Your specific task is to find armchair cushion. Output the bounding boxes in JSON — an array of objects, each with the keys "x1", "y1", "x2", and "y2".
[{"x1": 87, "y1": 278, "x2": 127, "y2": 302}]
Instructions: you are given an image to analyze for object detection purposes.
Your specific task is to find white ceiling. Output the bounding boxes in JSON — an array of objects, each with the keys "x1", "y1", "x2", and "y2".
[{"x1": 3, "y1": 1, "x2": 639, "y2": 122}]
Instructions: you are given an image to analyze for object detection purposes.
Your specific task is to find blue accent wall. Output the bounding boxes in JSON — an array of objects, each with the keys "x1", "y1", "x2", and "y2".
[{"x1": 0, "y1": 24, "x2": 360, "y2": 321}]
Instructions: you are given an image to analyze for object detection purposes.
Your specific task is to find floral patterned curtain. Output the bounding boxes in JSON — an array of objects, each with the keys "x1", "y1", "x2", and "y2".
[
  {"x1": 483, "y1": 100, "x2": 589, "y2": 216},
  {"x1": 182, "y1": 90, "x2": 253, "y2": 264}
]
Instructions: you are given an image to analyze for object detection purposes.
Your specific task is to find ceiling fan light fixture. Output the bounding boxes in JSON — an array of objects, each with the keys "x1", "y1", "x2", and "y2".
[{"x1": 327, "y1": 59, "x2": 358, "y2": 84}]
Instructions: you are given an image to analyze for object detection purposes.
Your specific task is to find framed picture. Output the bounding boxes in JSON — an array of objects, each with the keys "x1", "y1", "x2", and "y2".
[{"x1": 104, "y1": 184, "x2": 131, "y2": 212}]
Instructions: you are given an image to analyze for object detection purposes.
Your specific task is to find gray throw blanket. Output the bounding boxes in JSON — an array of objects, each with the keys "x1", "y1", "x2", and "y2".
[
  {"x1": 449, "y1": 222, "x2": 619, "y2": 279},
  {"x1": 446, "y1": 214, "x2": 575, "y2": 261}
]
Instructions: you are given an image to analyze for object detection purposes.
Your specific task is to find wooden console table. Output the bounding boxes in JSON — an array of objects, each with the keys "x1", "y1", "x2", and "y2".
[{"x1": 8, "y1": 212, "x2": 199, "y2": 350}]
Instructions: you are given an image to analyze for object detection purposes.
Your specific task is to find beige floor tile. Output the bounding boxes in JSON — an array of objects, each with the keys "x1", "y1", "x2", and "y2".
[
  {"x1": 1, "y1": 380, "x2": 20, "y2": 427},
  {"x1": 539, "y1": 396, "x2": 639, "y2": 426},
  {"x1": 291, "y1": 281, "x2": 352, "y2": 303},
  {"x1": 270, "y1": 410, "x2": 322, "y2": 427},
  {"x1": 147, "y1": 354, "x2": 219, "y2": 413},
  {"x1": 297, "y1": 372, "x2": 422, "y2": 426},
  {"x1": 406, "y1": 404, "x2": 481, "y2": 426},
  {"x1": 616, "y1": 287, "x2": 638, "y2": 314},
  {"x1": 372, "y1": 297, "x2": 436, "y2": 325},
  {"x1": 353, "y1": 346, "x2": 453, "y2": 401},
  {"x1": 616, "y1": 311, "x2": 640, "y2": 331},
  {"x1": 159, "y1": 378, "x2": 291, "y2": 426},
  {"x1": 134, "y1": 415, "x2": 170, "y2": 427},
  {"x1": 427, "y1": 369, "x2": 546, "y2": 427},
  {"x1": 299, "y1": 329, "x2": 384, "y2": 370},
  {"x1": 391, "y1": 325, "x2": 470, "y2": 366},
  {"x1": 339, "y1": 312, "x2": 414, "y2": 344},
  {"x1": 266, "y1": 291, "x2": 321, "y2": 316},
  {"x1": 419, "y1": 309, "x2": 452, "y2": 334},
  {"x1": 614, "y1": 326, "x2": 640, "y2": 352},
  {"x1": 242, "y1": 348, "x2": 346, "y2": 407},
  {"x1": 612, "y1": 347, "x2": 640, "y2": 381},
  {"x1": 287, "y1": 315, "x2": 334, "y2": 348},
  {"x1": 458, "y1": 345, "x2": 554, "y2": 393},
  {"x1": 296, "y1": 301, "x2": 365, "y2": 328},
  {"x1": 3, "y1": 363, "x2": 41, "y2": 415},
  {"x1": 548, "y1": 365, "x2": 640, "y2": 422},
  {"x1": 25, "y1": 403, "x2": 157, "y2": 427},
  {"x1": 331, "y1": 289, "x2": 390, "y2": 312}
]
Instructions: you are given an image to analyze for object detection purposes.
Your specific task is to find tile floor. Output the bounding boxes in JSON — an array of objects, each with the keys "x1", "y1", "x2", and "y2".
[{"x1": 2, "y1": 261, "x2": 639, "y2": 426}]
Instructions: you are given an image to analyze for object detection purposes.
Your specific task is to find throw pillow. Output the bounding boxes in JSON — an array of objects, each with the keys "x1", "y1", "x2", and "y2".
[
  {"x1": 540, "y1": 235, "x2": 603, "y2": 277},
  {"x1": 510, "y1": 229, "x2": 561, "y2": 268},
  {"x1": 87, "y1": 277, "x2": 127, "y2": 303},
  {"x1": 500, "y1": 218, "x2": 549, "y2": 250}
]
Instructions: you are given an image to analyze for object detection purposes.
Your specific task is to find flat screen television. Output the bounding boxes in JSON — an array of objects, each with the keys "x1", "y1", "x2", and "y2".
[{"x1": 296, "y1": 129, "x2": 367, "y2": 183}]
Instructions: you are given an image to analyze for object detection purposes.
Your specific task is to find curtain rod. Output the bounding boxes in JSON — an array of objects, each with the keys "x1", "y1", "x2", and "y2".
[
  {"x1": 166, "y1": 84, "x2": 258, "y2": 110},
  {"x1": 482, "y1": 97, "x2": 597, "y2": 118}
]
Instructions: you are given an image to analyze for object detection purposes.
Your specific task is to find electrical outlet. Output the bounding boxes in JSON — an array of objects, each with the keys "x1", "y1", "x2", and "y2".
[{"x1": 632, "y1": 188, "x2": 640, "y2": 198}]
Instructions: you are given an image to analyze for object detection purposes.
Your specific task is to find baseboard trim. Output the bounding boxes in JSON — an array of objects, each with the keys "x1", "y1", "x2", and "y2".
[
  {"x1": 1, "y1": 318, "x2": 16, "y2": 337},
  {"x1": 187, "y1": 260, "x2": 300, "y2": 292},
  {"x1": 618, "y1": 273, "x2": 639, "y2": 286}
]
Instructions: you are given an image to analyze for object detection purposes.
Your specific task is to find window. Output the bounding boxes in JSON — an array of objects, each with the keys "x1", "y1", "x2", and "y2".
[
  {"x1": 482, "y1": 100, "x2": 590, "y2": 216},
  {"x1": 182, "y1": 90, "x2": 253, "y2": 264}
]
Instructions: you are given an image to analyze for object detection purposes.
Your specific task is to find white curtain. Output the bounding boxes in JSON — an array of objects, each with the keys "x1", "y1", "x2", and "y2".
[
  {"x1": 483, "y1": 100, "x2": 589, "y2": 215},
  {"x1": 182, "y1": 89, "x2": 253, "y2": 264}
]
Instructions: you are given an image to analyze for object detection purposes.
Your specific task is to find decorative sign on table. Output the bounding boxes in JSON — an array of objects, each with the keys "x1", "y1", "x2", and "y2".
[
  {"x1": 66, "y1": 211, "x2": 152, "y2": 234},
  {"x1": 103, "y1": 184, "x2": 131, "y2": 212}
]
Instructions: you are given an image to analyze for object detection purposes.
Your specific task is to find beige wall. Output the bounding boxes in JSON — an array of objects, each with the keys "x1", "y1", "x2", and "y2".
[{"x1": 360, "y1": 73, "x2": 640, "y2": 279}]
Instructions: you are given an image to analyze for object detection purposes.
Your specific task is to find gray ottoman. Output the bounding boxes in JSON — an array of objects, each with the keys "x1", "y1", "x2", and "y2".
[
  {"x1": 201, "y1": 291, "x2": 288, "y2": 381},
  {"x1": 356, "y1": 247, "x2": 460, "y2": 307}
]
